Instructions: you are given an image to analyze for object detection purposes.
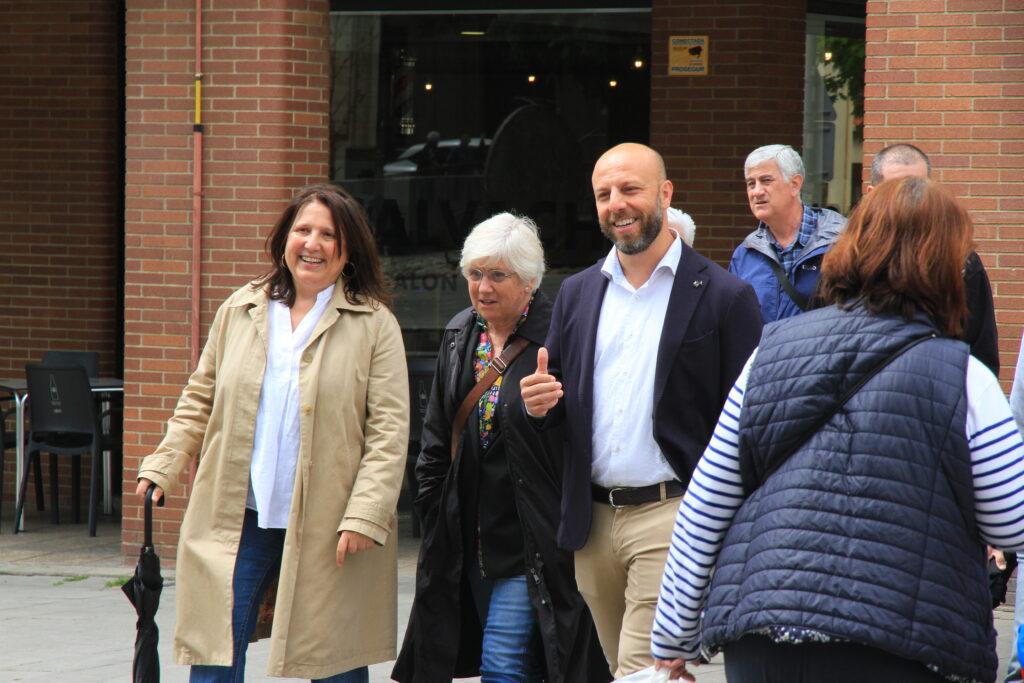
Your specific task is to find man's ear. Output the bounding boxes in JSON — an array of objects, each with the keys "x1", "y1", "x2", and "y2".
[
  {"x1": 661, "y1": 179, "x2": 674, "y2": 208},
  {"x1": 790, "y1": 173, "x2": 804, "y2": 195},
  {"x1": 865, "y1": 184, "x2": 876, "y2": 193}
]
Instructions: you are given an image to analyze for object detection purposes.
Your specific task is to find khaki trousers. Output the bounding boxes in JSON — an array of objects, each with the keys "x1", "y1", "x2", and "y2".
[{"x1": 574, "y1": 496, "x2": 679, "y2": 679}]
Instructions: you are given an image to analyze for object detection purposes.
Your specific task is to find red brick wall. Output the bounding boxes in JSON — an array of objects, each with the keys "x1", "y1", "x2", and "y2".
[
  {"x1": 651, "y1": 0, "x2": 807, "y2": 266},
  {"x1": 121, "y1": 0, "x2": 331, "y2": 563},
  {"x1": 863, "y1": 0, "x2": 1024, "y2": 381},
  {"x1": 0, "y1": 2, "x2": 121, "y2": 503}
]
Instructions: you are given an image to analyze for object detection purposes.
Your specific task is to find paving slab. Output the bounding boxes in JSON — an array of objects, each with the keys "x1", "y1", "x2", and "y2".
[{"x1": 0, "y1": 507, "x2": 1014, "y2": 682}]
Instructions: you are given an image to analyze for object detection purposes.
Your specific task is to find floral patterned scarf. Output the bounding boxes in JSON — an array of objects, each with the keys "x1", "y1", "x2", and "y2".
[{"x1": 472, "y1": 296, "x2": 533, "y2": 450}]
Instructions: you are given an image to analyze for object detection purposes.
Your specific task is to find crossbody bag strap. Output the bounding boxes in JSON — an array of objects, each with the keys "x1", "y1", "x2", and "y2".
[
  {"x1": 752, "y1": 332, "x2": 937, "y2": 491},
  {"x1": 767, "y1": 258, "x2": 809, "y2": 311},
  {"x1": 450, "y1": 336, "x2": 530, "y2": 462}
]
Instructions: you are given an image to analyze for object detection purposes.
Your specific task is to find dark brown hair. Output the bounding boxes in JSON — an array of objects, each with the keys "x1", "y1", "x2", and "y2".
[
  {"x1": 253, "y1": 183, "x2": 393, "y2": 310},
  {"x1": 817, "y1": 176, "x2": 971, "y2": 337}
]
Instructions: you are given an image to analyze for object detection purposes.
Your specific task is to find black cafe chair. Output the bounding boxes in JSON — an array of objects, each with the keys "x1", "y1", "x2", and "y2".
[
  {"x1": 13, "y1": 364, "x2": 122, "y2": 537},
  {"x1": 405, "y1": 355, "x2": 436, "y2": 538},
  {"x1": 42, "y1": 350, "x2": 122, "y2": 483},
  {"x1": 1, "y1": 398, "x2": 45, "y2": 532},
  {"x1": 41, "y1": 351, "x2": 100, "y2": 378}
]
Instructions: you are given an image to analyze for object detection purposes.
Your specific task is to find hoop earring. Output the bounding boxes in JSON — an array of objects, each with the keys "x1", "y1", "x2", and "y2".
[{"x1": 341, "y1": 261, "x2": 356, "y2": 278}]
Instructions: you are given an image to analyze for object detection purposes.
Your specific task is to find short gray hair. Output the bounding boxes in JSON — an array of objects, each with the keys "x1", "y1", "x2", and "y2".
[
  {"x1": 744, "y1": 144, "x2": 804, "y2": 182},
  {"x1": 871, "y1": 143, "x2": 931, "y2": 186},
  {"x1": 666, "y1": 207, "x2": 696, "y2": 246},
  {"x1": 460, "y1": 212, "x2": 546, "y2": 291}
]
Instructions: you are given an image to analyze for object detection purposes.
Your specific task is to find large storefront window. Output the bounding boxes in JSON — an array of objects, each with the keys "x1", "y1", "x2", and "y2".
[
  {"x1": 803, "y1": 13, "x2": 865, "y2": 214},
  {"x1": 329, "y1": 5, "x2": 650, "y2": 354}
]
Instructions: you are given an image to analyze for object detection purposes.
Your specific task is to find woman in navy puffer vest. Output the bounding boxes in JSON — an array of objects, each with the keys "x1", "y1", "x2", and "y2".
[{"x1": 650, "y1": 177, "x2": 1024, "y2": 683}]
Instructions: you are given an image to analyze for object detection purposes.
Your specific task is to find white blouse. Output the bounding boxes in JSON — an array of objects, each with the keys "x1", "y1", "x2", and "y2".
[{"x1": 246, "y1": 285, "x2": 335, "y2": 529}]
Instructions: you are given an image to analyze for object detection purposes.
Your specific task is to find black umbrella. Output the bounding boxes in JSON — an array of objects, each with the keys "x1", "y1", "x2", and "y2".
[{"x1": 122, "y1": 484, "x2": 165, "y2": 683}]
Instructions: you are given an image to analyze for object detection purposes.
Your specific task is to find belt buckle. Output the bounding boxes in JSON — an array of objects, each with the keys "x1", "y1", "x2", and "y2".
[{"x1": 608, "y1": 487, "x2": 628, "y2": 509}]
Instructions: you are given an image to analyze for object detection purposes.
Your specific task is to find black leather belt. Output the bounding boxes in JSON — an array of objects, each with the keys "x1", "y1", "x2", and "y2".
[{"x1": 592, "y1": 481, "x2": 684, "y2": 509}]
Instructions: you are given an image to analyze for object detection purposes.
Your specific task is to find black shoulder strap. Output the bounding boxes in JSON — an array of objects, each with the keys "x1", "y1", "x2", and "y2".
[
  {"x1": 767, "y1": 258, "x2": 809, "y2": 311},
  {"x1": 751, "y1": 333, "x2": 937, "y2": 492}
]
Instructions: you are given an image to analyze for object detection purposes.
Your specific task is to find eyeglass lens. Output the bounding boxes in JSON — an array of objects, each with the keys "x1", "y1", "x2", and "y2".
[{"x1": 468, "y1": 269, "x2": 514, "y2": 283}]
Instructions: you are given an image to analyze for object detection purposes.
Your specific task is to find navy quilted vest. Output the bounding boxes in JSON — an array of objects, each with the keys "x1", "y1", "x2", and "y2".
[{"x1": 701, "y1": 304, "x2": 995, "y2": 683}]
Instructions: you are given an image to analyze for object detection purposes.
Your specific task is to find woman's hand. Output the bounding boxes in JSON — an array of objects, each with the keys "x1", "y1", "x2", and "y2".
[
  {"x1": 134, "y1": 478, "x2": 164, "y2": 504},
  {"x1": 655, "y1": 657, "x2": 697, "y2": 682},
  {"x1": 336, "y1": 530, "x2": 375, "y2": 567}
]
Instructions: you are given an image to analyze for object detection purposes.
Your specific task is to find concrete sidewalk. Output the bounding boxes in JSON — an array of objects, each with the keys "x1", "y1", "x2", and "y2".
[{"x1": 0, "y1": 507, "x2": 1015, "y2": 682}]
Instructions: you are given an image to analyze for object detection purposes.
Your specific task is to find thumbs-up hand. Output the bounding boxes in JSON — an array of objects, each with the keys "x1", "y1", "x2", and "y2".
[
  {"x1": 535, "y1": 346, "x2": 549, "y2": 375},
  {"x1": 521, "y1": 347, "x2": 563, "y2": 418}
]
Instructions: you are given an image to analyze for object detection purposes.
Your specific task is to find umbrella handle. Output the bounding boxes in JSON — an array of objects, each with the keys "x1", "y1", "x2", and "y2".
[{"x1": 144, "y1": 483, "x2": 165, "y2": 549}]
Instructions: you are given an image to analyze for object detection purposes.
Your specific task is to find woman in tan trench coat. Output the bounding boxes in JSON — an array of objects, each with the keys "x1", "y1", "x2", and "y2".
[{"x1": 136, "y1": 184, "x2": 409, "y2": 681}]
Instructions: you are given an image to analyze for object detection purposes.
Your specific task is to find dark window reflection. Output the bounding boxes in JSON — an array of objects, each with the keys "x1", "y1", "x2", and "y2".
[{"x1": 329, "y1": 10, "x2": 650, "y2": 352}]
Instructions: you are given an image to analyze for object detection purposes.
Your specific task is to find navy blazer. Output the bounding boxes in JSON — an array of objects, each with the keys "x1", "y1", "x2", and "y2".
[{"x1": 536, "y1": 244, "x2": 763, "y2": 550}]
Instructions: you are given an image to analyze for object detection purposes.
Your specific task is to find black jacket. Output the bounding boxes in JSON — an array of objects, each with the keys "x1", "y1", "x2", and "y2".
[
  {"x1": 392, "y1": 291, "x2": 611, "y2": 683},
  {"x1": 963, "y1": 250, "x2": 999, "y2": 375}
]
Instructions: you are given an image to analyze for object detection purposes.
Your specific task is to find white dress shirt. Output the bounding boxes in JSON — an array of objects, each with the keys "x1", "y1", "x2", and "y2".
[
  {"x1": 591, "y1": 234, "x2": 681, "y2": 488},
  {"x1": 247, "y1": 285, "x2": 334, "y2": 529}
]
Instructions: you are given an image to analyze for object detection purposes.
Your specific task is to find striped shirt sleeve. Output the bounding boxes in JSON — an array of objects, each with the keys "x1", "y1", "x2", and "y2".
[
  {"x1": 651, "y1": 351, "x2": 1024, "y2": 661},
  {"x1": 966, "y1": 355, "x2": 1024, "y2": 548},
  {"x1": 650, "y1": 351, "x2": 756, "y2": 661}
]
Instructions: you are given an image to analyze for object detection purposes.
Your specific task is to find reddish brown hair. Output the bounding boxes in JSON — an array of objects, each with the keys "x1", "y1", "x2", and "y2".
[{"x1": 817, "y1": 177, "x2": 971, "y2": 337}]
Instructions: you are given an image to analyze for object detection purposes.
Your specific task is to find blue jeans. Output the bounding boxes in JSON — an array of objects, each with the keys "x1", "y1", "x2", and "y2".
[
  {"x1": 190, "y1": 509, "x2": 368, "y2": 683},
  {"x1": 466, "y1": 570, "x2": 544, "y2": 683}
]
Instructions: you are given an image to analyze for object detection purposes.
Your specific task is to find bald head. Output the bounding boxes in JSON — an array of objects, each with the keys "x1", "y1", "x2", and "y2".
[
  {"x1": 593, "y1": 143, "x2": 667, "y2": 186},
  {"x1": 871, "y1": 143, "x2": 931, "y2": 186},
  {"x1": 591, "y1": 143, "x2": 673, "y2": 256}
]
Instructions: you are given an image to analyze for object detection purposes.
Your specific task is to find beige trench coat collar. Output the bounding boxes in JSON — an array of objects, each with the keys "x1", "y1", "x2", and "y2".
[{"x1": 233, "y1": 281, "x2": 378, "y2": 351}]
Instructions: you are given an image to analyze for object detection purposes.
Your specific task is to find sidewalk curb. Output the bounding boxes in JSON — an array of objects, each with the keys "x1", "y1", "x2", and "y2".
[{"x1": 0, "y1": 564, "x2": 176, "y2": 583}]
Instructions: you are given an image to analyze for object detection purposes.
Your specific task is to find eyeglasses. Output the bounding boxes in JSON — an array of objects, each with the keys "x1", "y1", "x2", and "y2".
[{"x1": 466, "y1": 268, "x2": 517, "y2": 284}]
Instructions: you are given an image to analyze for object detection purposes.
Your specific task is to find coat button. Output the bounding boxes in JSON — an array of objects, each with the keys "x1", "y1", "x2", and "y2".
[
  {"x1": 302, "y1": 405, "x2": 312, "y2": 415},
  {"x1": 302, "y1": 354, "x2": 312, "y2": 363}
]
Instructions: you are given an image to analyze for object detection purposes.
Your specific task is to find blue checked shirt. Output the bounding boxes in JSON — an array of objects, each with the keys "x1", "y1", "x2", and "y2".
[{"x1": 764, "y1": 204, "x2": 816, "y2": 276}]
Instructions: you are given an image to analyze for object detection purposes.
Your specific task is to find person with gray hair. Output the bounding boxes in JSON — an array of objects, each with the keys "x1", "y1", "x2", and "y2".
[
  {"x1": 869, "y1": 142, "x2": 932, "y2": 187},
  {"x1": 729, "y1": 143, "x2": 846, "y2": 322},
  {"x1": 666, "y1": 207, "x2": 696, "y2": 246},
  {"x1": 393, "y1": 213, "x2": 610, "y2": 682}
]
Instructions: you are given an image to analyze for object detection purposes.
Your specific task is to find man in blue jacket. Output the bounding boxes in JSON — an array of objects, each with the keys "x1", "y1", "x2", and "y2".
[{"x1": 729, "y1": 144, "x2": 846, "y2": 322}]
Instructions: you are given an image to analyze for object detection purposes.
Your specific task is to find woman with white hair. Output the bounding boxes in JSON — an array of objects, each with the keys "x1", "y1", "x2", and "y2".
[{"x1": 393, "y1": 213, "x2": 610, "y2": 683}]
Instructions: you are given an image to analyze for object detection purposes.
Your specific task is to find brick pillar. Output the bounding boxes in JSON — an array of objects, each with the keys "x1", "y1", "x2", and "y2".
[
  {"x1": 863, "y1": 0, "x2": 1024, "y2": 381},
  {"x1": 651, "y1": 0, "x2": 807, "y2": 266},
  {"x1": 122, "y1": 0, "x2": 331, "y2": 563},
  {"x1": 0, "y1": 2, "x2": 121, "y2": 503}
]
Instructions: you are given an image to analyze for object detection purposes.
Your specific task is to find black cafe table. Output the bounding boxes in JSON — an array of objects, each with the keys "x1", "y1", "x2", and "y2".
[{"x1": 0, "y1": 376, "x2": 124, "y2": 531}]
